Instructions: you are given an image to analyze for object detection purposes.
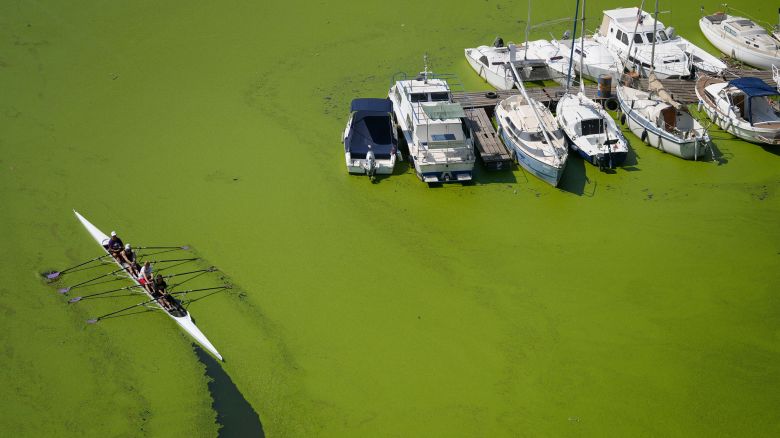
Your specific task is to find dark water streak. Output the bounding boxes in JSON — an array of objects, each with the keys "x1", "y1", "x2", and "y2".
[{"x1": 194, "y1": 346, "x2": 265, "y2": 438}]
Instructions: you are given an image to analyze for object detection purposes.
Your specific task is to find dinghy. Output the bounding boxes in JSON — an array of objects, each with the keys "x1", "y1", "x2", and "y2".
[
  {"x1": 343, "y1": 98, "x2": 398, "y2": 178},
  {"x1": 696, "y1": 76, "x2": 780, "y2": 145},
  {"x1": 699, "y1": 11, "x2": 780, "y2": 70}
]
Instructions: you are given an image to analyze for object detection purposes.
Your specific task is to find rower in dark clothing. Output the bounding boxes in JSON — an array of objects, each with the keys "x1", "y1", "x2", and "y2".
[
  {"x1": 152, "y1": 274, "x2": 175, "y2": 311},
  {"x1": 105, "y1": 231, "x2": 124, "y2": 261},
  {"x1": 119, "y1": 243, "x2": 139, "y2": 277}
]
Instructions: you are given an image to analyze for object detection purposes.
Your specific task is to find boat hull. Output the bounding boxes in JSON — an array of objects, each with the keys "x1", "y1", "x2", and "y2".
[
  {"x1": 617, "y1": 88, "x2": 707, "y2": 160},
  {"x1": 464, "y1": 48, "x2": 514, "y2": 90},
  {"x1": 73, "y1": 211, "x2": 223, "y2": 361},
  {"x1": 700, "y1": 18, "x2": 780, "y2": 70},
  {"x1": 498, "y1": 127, "x2": 565, "y2": 186}
]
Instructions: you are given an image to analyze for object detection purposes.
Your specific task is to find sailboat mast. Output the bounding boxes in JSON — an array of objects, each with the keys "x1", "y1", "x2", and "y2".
[
  {"x1": 565, "y1": 0, "x2": 581, "y2": 91},
  {"x1": 508, "y1": 63, "x2": 557, "y2": 158},
  {"x1": 650, "y1": 0, "x2": 658, "y2": 73},
  {"x1": 524, "y1": 0, "x2": 531, "y2": 60},
  {"x1": 579, "y1": 0, "x2": 586, "y2": 94},
  {"x1": 626, "y1": 0, "x2": 646, "y2": 73}
]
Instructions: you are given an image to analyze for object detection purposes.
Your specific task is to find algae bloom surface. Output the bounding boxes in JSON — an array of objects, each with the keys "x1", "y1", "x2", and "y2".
[{"x1": 1, "y1": 0, "x2": 779, "y2": 436}]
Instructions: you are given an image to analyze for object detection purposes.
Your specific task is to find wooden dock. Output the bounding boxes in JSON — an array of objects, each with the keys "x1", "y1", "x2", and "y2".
[{"x1": 463, "y1": 107, "x2": 513, "y2": 170}]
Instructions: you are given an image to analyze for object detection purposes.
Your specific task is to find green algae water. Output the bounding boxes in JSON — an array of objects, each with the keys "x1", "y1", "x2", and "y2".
[{"x1": 2, "y1": 0, "x2": 779, "y2": 436}]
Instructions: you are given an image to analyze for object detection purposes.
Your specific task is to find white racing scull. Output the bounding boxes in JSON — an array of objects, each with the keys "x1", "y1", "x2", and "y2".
[{"x1": 74, "y1": 210, "x2": 223, "y2": 361}]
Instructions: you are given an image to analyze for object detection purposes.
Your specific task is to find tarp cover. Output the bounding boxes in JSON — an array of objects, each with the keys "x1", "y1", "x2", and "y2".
[
  {"x1": 350, "y1": 98, "x2": 392, "y2": 113},
  {"x1": 346, "y1": 112, "x2": 395, "y2": 159},
  {"x1": 648, "y1": 73, "x2": 682, "y2": 109},
  {"x1": 422, "y1": 102, "x2": 466, "y2": 119},
  {"x1": 728, "y1": 78, "x2": 779, "y2": 98}
]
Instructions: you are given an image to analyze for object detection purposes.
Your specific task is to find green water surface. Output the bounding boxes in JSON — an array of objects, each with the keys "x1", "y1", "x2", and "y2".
[{"x1": 1, "y1": 0, "x2": 779, "y2": 436}]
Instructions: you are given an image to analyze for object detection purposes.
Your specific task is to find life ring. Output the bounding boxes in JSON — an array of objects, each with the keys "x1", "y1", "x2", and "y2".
[
  {"x1": 486, "y1": 91, "x2": 498, "y2": 99},
  {"x1": 641, "y1": 130, "x2": 648, "y2": 143},
  {"x1": 620, "y1": 114, "x2": 627, "y2": 125}
]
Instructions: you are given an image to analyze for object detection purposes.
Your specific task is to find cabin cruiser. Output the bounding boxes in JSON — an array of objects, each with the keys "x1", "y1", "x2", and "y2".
[
  {"x1": 388, "y1": 65, "x2": 475, "y2": 184},
  {"x1": 699, "y1": 12, "x2": 780, "y2": 70},
  {"x1": 465, "y1": 39, "x2": 554, "y2": 90},
  {"x1": 596, "y1": 8, "x2": 726, "y2": 77},
  {"x1": 618, "y1": 73, "x2": 709, "y2": 159},
  {"x1": 696, "y1": 76, "x2": 780, "y2": 145},
  {"x1": 342, "y1": 98, "x2": 398, "y2": 178}
]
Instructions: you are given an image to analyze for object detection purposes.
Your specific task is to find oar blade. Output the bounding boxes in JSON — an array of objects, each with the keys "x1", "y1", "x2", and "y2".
[
  {"x1": 181, "y1": 245, "x2": 190, "y2": 250},
  {"x1": 68, "y1": 296, "x2": 83, "y2": 304},
  {"x1": 86, "y1": 318, "x2": 99, "y2": 324},
  {"x1": 45, "y1": 271, "x2": 62, "y2": 280},
  {"x1": 58, "y1": 287, "x2": 70, "y2": 294}
]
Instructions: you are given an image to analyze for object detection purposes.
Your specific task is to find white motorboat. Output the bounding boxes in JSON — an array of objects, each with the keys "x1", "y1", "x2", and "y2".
[
  {"x1": 595, "y1": 7, "x2": 692, "y2": 79},
  {"x1": 465, "y1": 41, "x2": 553, "y2": 90},
  {"x1": 74, "y1": 211, "x2": 223, "y2": 361},
  {"x1": 696, "y1": 76, "x2": 780, "y2": 145},
  {"x1": 699, "y1": 12, "x2": 780, "y2": 70},
  {"x1": 524, "y1": 39, "x2": 572, "y2": 85},
  {"x1": 617, "y1": 74, "x2": 709, "y2": 159},
  {"x1": 558, "y1": 36, "x2": 622, "y2": 82},
  {"x1": 343, "y1": 98, "x2": 398, "y2": 178},
  {"x1": 388, "y1": 60, "x2": 475, "y2": 184}
]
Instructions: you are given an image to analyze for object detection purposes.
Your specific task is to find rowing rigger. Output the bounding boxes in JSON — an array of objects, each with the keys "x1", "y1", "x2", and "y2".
[{"x1": 72, "y1": 210, "x2": 224, "y2": 361}]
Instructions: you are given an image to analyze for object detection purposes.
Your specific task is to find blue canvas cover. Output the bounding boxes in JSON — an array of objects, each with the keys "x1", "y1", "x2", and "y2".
[
  {"x1": 728, "y1": 77, "x2": 779, "y2": 98},
  {"x1": 345, "y1": 98, "x2": 396, "y2": 159},
  {"x1": 728, "y1": 78, "x2": 779, "y2": 126},
  {"x1": 350, "y1": 98, "x2": 393, "y2": 113}
]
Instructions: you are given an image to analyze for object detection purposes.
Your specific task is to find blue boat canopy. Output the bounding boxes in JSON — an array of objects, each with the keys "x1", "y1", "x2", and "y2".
[
  {"x1": 728, "y1": 77, "x2": 779, "y2": 97},
  {"x1": 350, "y1": 98, "x2": 393, "y2": 113}
]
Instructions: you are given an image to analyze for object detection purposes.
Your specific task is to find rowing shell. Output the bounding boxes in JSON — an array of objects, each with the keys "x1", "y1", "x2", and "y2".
[{"x1": 74, "y1": 210, "x2": 223, "y2": 361}]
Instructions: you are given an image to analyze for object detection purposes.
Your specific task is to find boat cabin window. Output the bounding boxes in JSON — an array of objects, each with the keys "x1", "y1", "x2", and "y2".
[
  {"x1": 580, "y1": 119, "x2": 604, "y2": 136},
  {"x1": 621, "y1": 33, "x2": 629, "y2": 46},
  {"x1": 410, "y1": 93, "x2": 427, "y2": 103},
  {"x1": 431, "y1": 133, "x2": 456, "y2": 141},
  {"x1": 479, "y1": 55, "x2": 488, "y2": 66},
  {"x1": 657, "y1": 30, "x2": 668, "y2": 41},
  {"x1": 725, "y1": 26, "x2": 737, "y2": 37},
  {"x1": 616, "y1": 29, "x2": 623, "y2": 41},
  {"x1": 430, "y1": 92, "x2": 450, "y2": 101},
  {"x1": 645, "y1": 32, "x2": 655, "y2": 43},
  {"x1": 633, "y1": 33, "x2": 643, "y2": 44}
]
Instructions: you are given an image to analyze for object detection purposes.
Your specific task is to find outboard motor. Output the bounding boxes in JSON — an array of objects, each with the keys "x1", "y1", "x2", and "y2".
[
  {"x1": 562, "y1": 30, "x2": 571, "y2": 40},
  {"x1": 666, "y1": 26, "x2": 676, "y2": 39},
  {"x1": 364, "y1": 145, "x2": 377, "y2": 181},
  {"x1": 493, "y1": 36, "x2": 504, "y2": 48}
]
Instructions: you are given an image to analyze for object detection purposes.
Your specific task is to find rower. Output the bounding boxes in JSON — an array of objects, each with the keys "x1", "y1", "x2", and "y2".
[
  {"x1": 152, "y1": 274, "x2": 175, "y2": 311},
  {"x1": 105, "y1": 231, "x2": 124, "y2": 261},
  {"x1": 138, "y1": 261, "x2": 154, "y2": 293},
  {"x1": 120, "y1": 243, "x2": 139, "y2": 277}
]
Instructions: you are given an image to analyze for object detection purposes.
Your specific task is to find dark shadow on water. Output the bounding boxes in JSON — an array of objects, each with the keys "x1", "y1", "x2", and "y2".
[
  {"x1": 558, "y1": 153, "x2": 588, "y2": 196},
  {"x1": 194, "y1": 346, "x2": 265, "y2": 438},
  {"x1": 473, "y1": 161, "x2": 518, "y2": 185},
  {"x1": 761, "y1": 144, "x2": 780, "y2": 157}
]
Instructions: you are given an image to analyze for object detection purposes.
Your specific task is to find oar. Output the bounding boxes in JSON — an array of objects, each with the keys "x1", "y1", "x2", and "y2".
[
  {"x1": 68, "y1": 284, "x2": 143, "y2": 304},
  {"x1": 168, "y1": 286, "x2": 230, "y2": 296},
  {"x1": 43, "y1": 254, "x2": 109, "y2": 280},
  {"x1": 150, "y1": 257, "x2": 199, "y2": 264},
  {"x1": 86, "y1": 286, "x2": 229, "y2": 324},
  {"x1": 57, "y1": 266, "x2": 127, "y2": 294},
  {"x1": 163, "y1": 267, "x2": 217, "y2": 279},
  {"x1": 86, "y1": 297, "x2": 159, "y2": 324},
  {"x1": 136, "y1": 245, "x2": 190, "y2": 250}
]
